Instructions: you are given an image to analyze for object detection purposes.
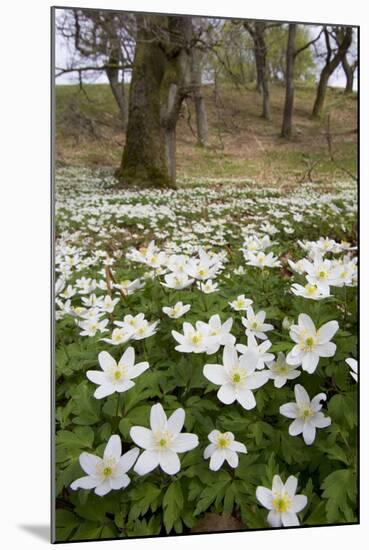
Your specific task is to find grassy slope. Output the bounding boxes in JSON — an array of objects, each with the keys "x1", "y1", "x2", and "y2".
[{"x1": 55, "y1": 82, "x2": 357, "y2": 185}]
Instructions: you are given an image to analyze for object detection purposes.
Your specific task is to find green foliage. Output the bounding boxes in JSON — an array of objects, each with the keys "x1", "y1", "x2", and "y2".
[{"x1": 54, "y1": 166, "x2": 357, "y2": 541}]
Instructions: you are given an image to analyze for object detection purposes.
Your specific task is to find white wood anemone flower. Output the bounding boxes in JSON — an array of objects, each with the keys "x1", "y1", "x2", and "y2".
[
  {"x1": 256, "y1": 474, "x2": 308, "y2": 527},
  {"x1": 345, "y1": 357, "x2": 358, "y2": 382},
  {"x1": 203, "y1": 345, "x2": 269, "y2": 410},
  {"x1": 236, "y1": 333, "x2": 275, "y2": 370},
  {"x1": 203, "y1": 430, "x2": 247, "y2": 471},
  {"x1": 279, "y1": 384, "x2": 331, "y2": 445},
  {"x1": 229, "y1": 294, "x2": 253, "y2": 311},
  {"x1": 86, "y1": 348, "x2": 149, "y2": 399},
  {"x1": 70, "y1": 435, "x2": 139, "y2": 496},
  {"x1": 286, "y1": 313, "x2": 339, "y2": 373},
  {"x1": 171, "y1": 321, "x2": 219, "y2": 354},
  {"x1": 241, "y1": 306, "x2": 274, "y2": 340},
  {"x1": 162, "y1": 301, "x2": 191, "y2": 319},
  {"x1": 130, "y1": 404, "x2": 199, "y2": 475},
  {"x1": 266, "y1": 352, "x2": 301, "y2": 388}
]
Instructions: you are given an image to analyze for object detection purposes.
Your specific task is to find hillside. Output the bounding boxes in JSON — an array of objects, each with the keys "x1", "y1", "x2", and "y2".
[{"x1": 55, "y1": 82, "x2": 357, "y2": 185}]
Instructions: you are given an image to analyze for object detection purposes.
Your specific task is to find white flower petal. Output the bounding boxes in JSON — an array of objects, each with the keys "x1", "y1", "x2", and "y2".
[
  {"x1": 203, "y1": 364, "x2": 228, "y2": 385},
  {"x1": 94, "y1": 384, "x2": 115, "y2": 399},
  {"x1": 204, "y1": 443, "x2": 216, "y2": 459},
  {"x1": 104, "y1": 435, "x2": 121, "y2": 460},
  {"x1": 98, "y1": 351, "x2": 116, "y2": 372},
  {"x1": 302, "y1": 422, "x2": 316, "y2": 445},
  {"x1": 267, "y1": 510, "x2": 282, "y2": 527},
  {"x1": 71, "y1": 475, "x2": 98, "y2": 490},
  {"x1": 150, "y1": 403, "x2": 167, "y2": 432},
  {"x1": 281, "y1": 511, "x2": 299, "y2": 527},
  {"x1": 230, "y1": 441, "x2": 247, "y2": 453},
  {"x1": 86, "y1": 371, "x2": 109, "y2": 385},
  {"x1": 316, "y1": 342, "x2": 336, "y2": 358},
  {"x1": 284, "y1": 475, "x2": 297, "y2": 497},
  {"x1": 209, "y1": 450, "x2": 225, "y2": 471},
  {"x1": 217, "y1": 383, "x2": 236, "y2": 404},
  {"x1": 171, "y1": 433, "x2": 199, "y2": 453},
  {"x1": 167, "y1": 408, "x2": 185, "y2": 435},
  {"x1": 256, "y1": 486, "x2": 273, "y2": 510},
  {"x1": 313, "y1": 412, "x2": 331, "y2": 428},
  {"x1": 79, "y1": 452, "x2": 102, "y2": 476},
  {"x1": 288, "y1": 418, "x2": 304, "y2": 436},
  {"x1": 159, "y1": 450, "x2": 181, "y2": 474},
  {"x1": 134, "y1": 450, "x2": 159, "y2": 475},
  {"x1": 301, "y1": 352, "x2": 319, "y2": 373},
  {"x1": 318, "y1": 320, "x2": 339, "y2": 343},
  {"x1": 223, "y1": 345, "x2": 238, "y2": 369},
  {"x1": 94, "y1": 479, "x2": 111, "y2": 496},
  {"x1": 130, "y1": 427, "x2": 155, "y2": 449},
  {"x1": 291, "y1": 494, "x2": 308, "y2": 513},
  {"x1": 237, "y1": 388, "x2": 256, "y2": 410},
  {"x1": 116, "y1": 447, "x2": 140, "y2": 473},
  {"x1": 127, "y1": 362, "x2": 149, "y2": 379},
  {"x1": 272, "y1": 475, "x2": 284, "y2": 494},
  {"x1": 298, "y1": 313, "x2": 315, "y2": 332},
  {"x1": 294, "y1": 384, "x2": 310, "y2": 406},
  {"x1": 280, "y1": 402, "x2": 298, "y2": 419},
  {"x1": 109, "y1": 473, "x2": 130, "y2": 490},
  {"x1": 225, "y1": 449, "x2": 238, "y2": 468},
  {"x1": 119, "y1": 346, "x2": 135, "y2": 368}
]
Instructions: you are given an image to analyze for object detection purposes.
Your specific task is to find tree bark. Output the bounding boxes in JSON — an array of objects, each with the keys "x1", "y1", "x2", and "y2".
[
  {"x1": 342, "y1": 54, "x2": 357, "y2": 94},
  {"x1": 312, "y1": 27, "x2": 352, "y2": 118},
  {"x1": 245, "y1": 22, "x2": 271, "y2": 120},
  {"x1": 116, "y1": 15, "x2": 192, "y2": 188},
  {"x1": 191, "y1": 49, "x2": 209, "y2": 146},
  {"x1": 105, "y1": 48, "x2": 128, "y2": 129},
  {"x1": 281, "y1": 24, "x2": 297, "y2": 138}
]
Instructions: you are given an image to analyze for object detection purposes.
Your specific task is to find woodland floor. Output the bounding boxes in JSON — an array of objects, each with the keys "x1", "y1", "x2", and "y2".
[{"x1": 55, "y1": 82, "x2": 357, "y2": 187}]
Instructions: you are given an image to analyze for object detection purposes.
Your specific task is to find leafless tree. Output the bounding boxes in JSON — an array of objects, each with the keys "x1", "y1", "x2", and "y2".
[{"x1": 311, "y1": 26, "x2": 353, "y2": 118}]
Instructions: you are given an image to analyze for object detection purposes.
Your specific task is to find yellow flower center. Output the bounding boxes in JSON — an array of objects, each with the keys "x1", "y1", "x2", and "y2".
[
  {"x1": 103, "y1": 467, "x2": 112, "y2": 477},
  {"x1": 301, "y1": 408, "x2": 312, "y2": 418},
  {"x1": 272, "y1": 495, "x2": 291, "y2": 513},
  {"x1": 233, "y1": 373, "x2": 241, "y2": 383},
  {"x1": 190, "y1": 332, "x2": 202, "y2": 344},
  {"x1": 318, "y1": 270, "x2": 327, "y2": 279},
  {"x1": 305, "y1": 284, "x2": 317, "y2": 296},
  {"x1": 217, "y1": 437, "x2": 230, "y2": 449},
  {"x1": 198, "y1": 268, "x2": 207, "y2": 277},
  {"x1": 305, "y1": 336, "x2": 314, "y2": 347},
  {"x1": 159, "y1": 438, "x2": 167, "y2": 447},
  {"x1": 114, "y1": 370, "x2": 122, "y2": 380},
  {"x1": 236, "y1": 299, "x2": 245, "y2": 308},
  {"x1": 252, "y1": 321, "x2": 259, "y2": 329}
]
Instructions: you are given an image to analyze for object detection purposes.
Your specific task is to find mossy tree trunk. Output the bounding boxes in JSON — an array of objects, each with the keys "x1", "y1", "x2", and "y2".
[
  {"x1": 116, "y1": 15, "x2": 192, "y2": 188},
  {"x1": 191, "y1": 48, "x2": 209, "y2": 147}
]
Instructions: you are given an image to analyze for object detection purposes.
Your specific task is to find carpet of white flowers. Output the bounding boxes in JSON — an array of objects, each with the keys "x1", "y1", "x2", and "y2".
[{"x1": 55, "y1": 166, "x2": 358, "y2": 541}]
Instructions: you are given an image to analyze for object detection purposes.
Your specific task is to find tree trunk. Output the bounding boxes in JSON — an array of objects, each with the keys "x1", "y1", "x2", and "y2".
[
  {"x1": 245, "y1": 22, "x2": 271, "y2": 120},
  {"x1": 191, "y1": 49, "x2": 209, "y2": 146},
  {"x1": 105, "y1": 49, "x2": 128, "y2": 129},
  {"x1": 281, "y1": 24, "x2": 297, "y2": 138},
  {"x1": 342, "y1": 55, "x2": 357, "y2": 94},
  {"x1": 312, "y1": 27, "x2": 352, "y2": 118},
  {"x1": 116, "y1": 15, "x2": 192, "y2": 188}
]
